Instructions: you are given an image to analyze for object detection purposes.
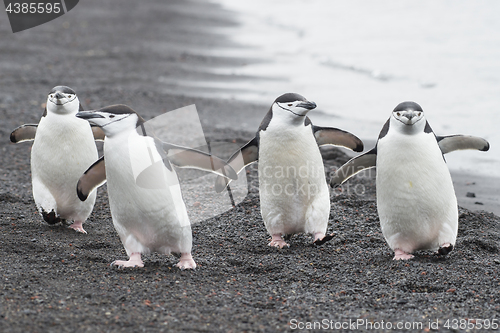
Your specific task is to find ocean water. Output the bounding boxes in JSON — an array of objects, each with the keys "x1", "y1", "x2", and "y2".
[{"x1": 200, "y1": 1, "x2": 500, "y2": 177}]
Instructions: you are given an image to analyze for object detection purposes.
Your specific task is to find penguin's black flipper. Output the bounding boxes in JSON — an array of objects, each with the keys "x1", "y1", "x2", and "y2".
[
  {"x1": 437, "y1": 135, "x2": 490, "y2": 154},
  {"x1": 225, "y1": 136, "x2": 259, "y2": 175},
  {"x1": 214, "y1": 136, "x2": 259, "y2": 193},
  {"x1": 312, "y1": 125, "x2": 364, "y2": 152},
  {"x1": 77, "y1": 156, "x2": 106, "y2": 201},
  {"x1": 330, "y1": 148, "x2": 377, "y2": 188},
  {"x1": 10, "y1": 124, "x2": 38, "y2": 143},
  {"x1": 161, "y1": 142, "x2": 238, "y2": 180}
]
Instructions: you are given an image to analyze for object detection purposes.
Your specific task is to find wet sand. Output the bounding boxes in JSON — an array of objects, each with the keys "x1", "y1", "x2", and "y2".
[{"x1": 1, "y1": 1, "x2": 499, "y2": 332}]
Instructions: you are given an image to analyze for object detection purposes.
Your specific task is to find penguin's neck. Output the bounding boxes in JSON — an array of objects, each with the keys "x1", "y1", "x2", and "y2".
[
  {"x1": 46, "y1": 106, "x2": 77, "y2": 117},
  {"x1": 390, "y1": 117, "x2": 426, "y2": 136},
  {"x1": 105, "y1": 127, "x2": 137, "y2": 141},
  {"x1": 43, "y1": 110, "x2": 88, "y2": 130},
  {"x1": 46, "y1": 98, "x2": 79, "y2": 116},
  {"x1": 269, "y1": 111, "x2": 307, "y2": 131}
]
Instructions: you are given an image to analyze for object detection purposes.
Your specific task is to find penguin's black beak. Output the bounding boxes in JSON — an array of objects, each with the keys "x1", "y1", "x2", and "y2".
[
  {"x1": 54, "y1": 92, "x2": 65, "y2": 99},
  {"x1": 297, "y1": 101, "x2": 317, "y2": 110},
  {"x1": 76, "y1": 111, "x2": 105, "y2": 120},
  {"x1": 403, "y1": 110, "x2": 415, "y2": 120}
]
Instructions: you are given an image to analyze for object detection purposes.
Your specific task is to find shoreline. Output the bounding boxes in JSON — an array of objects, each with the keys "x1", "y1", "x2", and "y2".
[
  {"x1": 451, "y1": 171, "x2": 500, "y2": 216},
  {"x1": 1, "y1": 1, "x2": 499, "y2": 332}
]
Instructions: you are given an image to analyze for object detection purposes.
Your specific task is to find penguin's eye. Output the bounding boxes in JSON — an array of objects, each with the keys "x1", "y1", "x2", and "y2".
[
  {"x1": 109, "y1": 115, "x2": 115, "y2": 118},
  {"x1": 418, "y1": 112, "x2": 421, "y2": 116},
  {"x1": 67, "y1": 95, "x2": 72, "y2": 98},
  {"x1": 288, "y1": 104, "x2": 293, "y2": 106},
  {"x1": 396, "y1": 112, "x2": 401, "y2": 116},
  {"x1": 50, "y1": 95, "x2": 54, "y2": 98}
]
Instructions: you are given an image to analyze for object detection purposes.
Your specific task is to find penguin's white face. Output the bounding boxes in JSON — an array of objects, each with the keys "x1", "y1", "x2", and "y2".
[
  {"x1": 392, "y1": 109, "x2": 424, "y2": 126},
  {"x1": 273, "y1": 99, "x2": 317, "y2": 118},
  {"x1": 266, "y1": 93, "x2": 317, "y2": 127},
  {"x1": 46, "y1": 86, "x2": 79, "y2": 115},
  {"x1": 76, "y1": 105, "x2": 142, "y2": 137},
  {"x1": 389, "y1": 101, "x2": 427, "y2": 134}
]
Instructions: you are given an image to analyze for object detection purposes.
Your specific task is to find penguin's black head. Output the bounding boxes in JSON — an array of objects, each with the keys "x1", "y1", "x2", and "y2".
[
  {"x1": 50, "y1": 85, "x2": 76, "y2": 95},
  {"x1": 272, "y1": 93, "x2": 317, "y2": 117},
  {"x1": 392, "y1": 101, "x2": 424, "y2": 126}
]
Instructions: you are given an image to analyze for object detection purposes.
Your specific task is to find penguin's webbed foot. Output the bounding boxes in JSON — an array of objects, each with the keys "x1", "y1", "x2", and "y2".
[
  {"x1": 111, "y1": 253, "x2": 144, "y2": 268},
  {"x1": 268, "y1": 234, "x2": 289, "y2": 249},
  {"x1": 41, "y1": 209, "x2": 63, "y2": 225},
  {"x1": 313, "y1": 232, "x2": 335, "y2": 246},
  {"x1": 175, "y1": 253, "x2": 196, "y2": 270},
  {"x1": 68, "y1": 221, "x2": 87, "y2": 234},
  {"x1": 437, "y1": 243, "x2": 454, "y2": 256},
  {"x1": 393, "y1": 249, "x2": 414, "y2": 260}
]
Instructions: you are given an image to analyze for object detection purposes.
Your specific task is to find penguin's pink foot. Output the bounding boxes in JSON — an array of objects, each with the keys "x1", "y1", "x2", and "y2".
[
  {"x1": 268, "y1": 234, "x2": 289, "y2": 249},
  {"x1": 111, "y1": 253, "x2": 144, "y2": 268},
  {"x1": 68, "y1": 221, "x2": 87, "y2": 234},
  {"x1": 437, "y1": 243, "x2": 454, "y2": 256},
  {"x1": 176, "y1": 253, "x2": 196, "y2": 270},
  {"x1": 313, "y1": 232, "x2": 335, "y2": 246},
  {"x1": 393, "y1": 249, "x2": 414, "y2": 260}
]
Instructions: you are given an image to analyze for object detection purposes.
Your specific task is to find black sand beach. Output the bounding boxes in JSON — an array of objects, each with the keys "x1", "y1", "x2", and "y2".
[{"x1": 1, "y1": 1, "x2": 499, "y2": 332}]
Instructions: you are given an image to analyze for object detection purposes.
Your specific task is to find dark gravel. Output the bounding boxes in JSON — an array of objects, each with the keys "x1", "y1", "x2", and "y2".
[{"x1": 1, "y1": 1, "x2": 499, "y2": 332}]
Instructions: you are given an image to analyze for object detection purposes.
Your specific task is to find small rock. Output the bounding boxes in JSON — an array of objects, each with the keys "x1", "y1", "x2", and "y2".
[
  {"x1": 474, "y1": 202, "x2": 484, "y2": 205},
  {"x1": 466, "y1": 192, "x2": 476, "y2": 198}
]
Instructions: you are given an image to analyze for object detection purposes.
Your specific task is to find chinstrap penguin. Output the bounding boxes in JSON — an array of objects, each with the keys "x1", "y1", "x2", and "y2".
[
  {"x1": 10, "y1": 86, "x2": 104, "y2": 233},
  {"x1": 331, "y1": 101, "x2": 490, "y2": 260},
  {"x1": 76, "y1": 104, "x2": 237, "y2": 269},
  {"x1": 215, "y1": 93, "x2": 363, "y2": 248}
]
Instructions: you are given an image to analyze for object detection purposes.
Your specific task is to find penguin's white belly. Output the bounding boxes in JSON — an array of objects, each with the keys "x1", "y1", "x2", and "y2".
[
  {"x1": 258, "y1": 127, "x2": 329, "y2": 235},
  {"x1": 104, "y1": 134, "x2": 192, "y2": 255},
  {"x1": 31, "y1": 115, "x2": 98, "y2": 220},
  {"x1": 376, "y1": 133, "x2": 458, "y2": 252}
]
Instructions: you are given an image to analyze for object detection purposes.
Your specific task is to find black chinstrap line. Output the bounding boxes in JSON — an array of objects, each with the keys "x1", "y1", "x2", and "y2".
[
  {"x1": 100, "y1": 113, "x2": 133, "y2": 128},
  {"x1": 276, "y1": 103, "x2": 306, "y2": 117},
  {"x1": 393, "y1": 113, "x2": 424, "y2": 126},
  {"x1": 49, "y1": 96, "x2": 77, "y2": 106}
]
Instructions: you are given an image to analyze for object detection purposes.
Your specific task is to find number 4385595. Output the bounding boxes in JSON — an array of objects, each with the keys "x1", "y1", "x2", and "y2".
[
  {"x1": 5, "y1": 2, "x2": 61, "y2": 14},
  {"x1": 444, "y1": 318, "x2": 498, "y2": 330}
]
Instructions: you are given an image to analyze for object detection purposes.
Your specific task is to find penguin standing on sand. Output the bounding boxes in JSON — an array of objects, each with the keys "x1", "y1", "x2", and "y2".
[
  {"x1": 76, "y1": 105, "x2": 236, "y2": 269},
  {"x1": 10, "y1": 86, "x2": 104, "y2": 233},
  {"x1": 216, "y1": 93, "x2": 364, "y2": 248},
  {"x1": 331, "y1": 101, "x2": 490, "y2": 260}
]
